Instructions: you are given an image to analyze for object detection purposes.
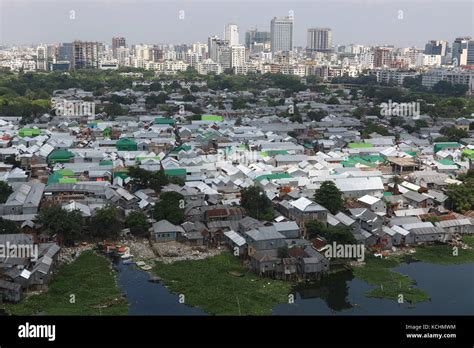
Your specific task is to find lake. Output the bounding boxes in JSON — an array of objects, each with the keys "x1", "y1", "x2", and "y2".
[
  {"x1": 115, "y1": 260, "x2": 207, "y2": 315},
  {"x1": 115, "y1": 259, "x2": 474, "y2": 315}
]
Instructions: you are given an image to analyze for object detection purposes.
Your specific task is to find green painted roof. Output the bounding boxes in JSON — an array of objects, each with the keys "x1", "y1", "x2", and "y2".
[
  {"x1": 255, "y1": 173, "x2": 292, "y2": 182},
  {"x1": 155, "y1": 118, "x2": 175, "y2": 125},
  {"x1": 437, "y1": 159, "x2": 457, "y2": 166},
  {"x1": 58, "y1": 169, "x2": 74, "y2": 176},
  {"x1": 171, "y1": 145, "x2": 192, "y2": 153},
  {"x1": 100, "y1": 160, "x2": 113, "y2": 166},
  {"x1": 342, "y1": 155, "x2": 385, "y2": 168},
  {"x1": 434, "y1": 142, "x2": 461, "y2": 153},
  {"x1": 58, "y1": 178, "x2": 77, "y2": 184},
  {"x1": 48, "y1": 149, "x2": 75, "y2": 160},
  {"x1": 405, "y1": 151, "x2": 417, "y2": 157},
  {"x1": 348, "y1": 143, "x2": 373, "y2": 149},
  {"x1": 116, "y1": 138, "x2": 137, "y2": 146},
  {"x1": 47, "y1": 172, "x2": 62, "y2": 185},
  {"x1": 261, "y1": 150, "x2": 289, "y2": 157},
  {"x1": 113, "y1": 172, "x2": 129, "y2": 180},
  {"x1": 383, "y1": 192, "x2": 393, "y2": 196},
  {"x1": 202, "y1": 115, "x2": 223, "y2": 122},
  {"x1": 164, "y1": 168, "x2": 187, "y2": 177},
  {"x1": 19, "y1": 128, "x2": 41, "y2": 138}
]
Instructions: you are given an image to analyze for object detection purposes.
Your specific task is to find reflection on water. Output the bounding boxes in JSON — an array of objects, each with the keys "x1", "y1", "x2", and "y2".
[
  {"x1": 294, "y1": 270, "x2": 354, "y2": 312},
  {"x1": 115, "y1": 260, "x2": 207, "y2": 315},
  {"x1": 273, "y1": 262, "x2": 474, "y2": 315},
  {"x1": 113, "y1": 257, "x2": 473, "y2": 316}
]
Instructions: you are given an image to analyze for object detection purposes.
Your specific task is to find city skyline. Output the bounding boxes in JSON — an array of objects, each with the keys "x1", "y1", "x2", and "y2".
[{"x1": 1, "y1": 0, "x2": 472, "y2": 47}]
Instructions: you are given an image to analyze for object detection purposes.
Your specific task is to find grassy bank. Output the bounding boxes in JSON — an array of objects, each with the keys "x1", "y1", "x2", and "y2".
[
  {"x1": 153, "y1": 252, "x2": 292, "y2": 315},
  {"x1": 413, "y1": 236, "x2": 474, "y2": 265},
  {"x1": 2, "y1": 251, "x2": 128, "y2": 315},
  {"x1": 353, "y1": 256, "x2": 429, "y2": 304}
]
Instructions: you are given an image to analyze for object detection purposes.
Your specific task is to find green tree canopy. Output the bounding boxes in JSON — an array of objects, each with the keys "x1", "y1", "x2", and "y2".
[
  {"x1": 446, "y1": 179, "x2": 474, "y2": 213},
  {"x1": 38, "y1": 205, "x2": 83, "y2": 244},
  {"x1": 125, "y1": 211, "x2": 150, "y2": 237},
  {"x1": 89, "y1": 205, "x2": 122, "y2": 239},
  {"x1": 0, "y1": 217, "x2": 19, "y2": 234},
  {"x1": 154, "y1": 191, "x2": 185, "y2": 225},
  {"x1": 240, "y1": 186, "x2": 274, "y2": 221},
  {"x1": 0, "y1": 181, "x2": 12, "y2": 203},
  {"x1": 314, "y1": 181, "x2": 344, "y2": 214},
  {"x1": 306, "y1": 220, "x2": 356, "y2": 244}
]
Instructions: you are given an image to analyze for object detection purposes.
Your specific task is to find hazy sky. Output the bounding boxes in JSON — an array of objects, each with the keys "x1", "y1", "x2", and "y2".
[{"x1": 0, "y1": 0, "x2": 473, "y2": 47}]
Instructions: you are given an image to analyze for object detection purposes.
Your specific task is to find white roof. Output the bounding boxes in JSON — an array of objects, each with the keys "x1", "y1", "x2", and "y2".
[
  {"x1": 224, "y1": 230, "x2": 246, "y2": 247},
  {"x1": 358, "y1": 194, "x2": 380, "y2": 206},
  {"x1": 334, "y1": 177, "x2": 384, "y2": 193},
  {"x1": 391, "y1": 225, "x2": 410, "y2": 236}
]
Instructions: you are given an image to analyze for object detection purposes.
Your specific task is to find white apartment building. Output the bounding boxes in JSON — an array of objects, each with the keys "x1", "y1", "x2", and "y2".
[
  {"x1": 224, "y1": 24, "x2": 239, "y2": 47},
  {"x1": 231, "y1": 45, "x2": 246, "y2": 68},
  {"x1": 422, "y1": 68, "x2": 474, "y2": 92}
]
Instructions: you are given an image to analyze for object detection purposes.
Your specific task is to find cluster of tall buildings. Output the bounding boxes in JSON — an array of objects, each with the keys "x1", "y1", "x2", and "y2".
[{"x1": 1, "y1": 14, "x2": 473, "y2": 93}]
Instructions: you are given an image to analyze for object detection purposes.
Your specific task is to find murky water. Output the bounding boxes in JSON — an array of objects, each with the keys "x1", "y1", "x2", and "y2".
[
  {"x1": 115, "y1": 260, "x2": 207, "y2": 315},
  {"x1": 273, "y1": 262, "x2": 474, "y2": 315},
  {"x1": 114, "y1": 258, "x2": 474, "y2": 315}
]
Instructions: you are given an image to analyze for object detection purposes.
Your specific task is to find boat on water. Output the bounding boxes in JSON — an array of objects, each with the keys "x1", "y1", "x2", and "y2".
[
  {"x1": 123, "y1": 259, "x2": 134, "y2": 265},
  {"x1": 121, "y1": 253, "x2": 134, "y2": 260}
]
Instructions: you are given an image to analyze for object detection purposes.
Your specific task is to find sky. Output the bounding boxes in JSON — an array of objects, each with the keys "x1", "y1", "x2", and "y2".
[{"x1": 0, "y1": 0, "x2": 473, "y2": 48}]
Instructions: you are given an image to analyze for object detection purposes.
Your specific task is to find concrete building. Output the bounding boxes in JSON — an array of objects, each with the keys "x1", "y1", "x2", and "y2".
[{"x1": 270, "y1": 16, "x2": 293, "y2": 53}]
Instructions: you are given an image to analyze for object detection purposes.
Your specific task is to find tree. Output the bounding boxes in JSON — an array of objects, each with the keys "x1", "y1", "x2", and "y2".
[
  {"x1": 0, "y1": 217, "x2": 19, "y2": 234},
  {"x1": 277, "y1": 245, "x2": 289, "y2": 259},
  {"x1": 307, "y1": 109, "x2": 328, "y2": 122},
  {"x1": 240, "y1": 186, "x2": 274, "y2": 221},
  {"x1": 125, "y1": 211, "x2": 150, "y2": 237},
  {"x1": 327, "y1": 96, "x2": 340, "y2": 105},
  {"x1": 439, "y1": 126, "x2": 468, "y2": 142},
  {"x1": 305, "y1": 220, "x2": 356, "y2": 244},
  {"x1": 0, "y1": 181, "x2": 12, "y2": 203},
  {"x1": 154, "y1": 191, "x2": 185, "y2": 225},
  {"x1": 89, "y1": 205, "x2": 122, "y2": 239},
  {"x1": 432, "y1": 81, "x2": 468, "y2": 97},
  {"x1": 445, "y1": 179, "x2": 474, "y2": 213},
  {"x1": 362, "y1": 121, "x2": 391, "y2": 138},
  {"x1": 149, "y1": 82, "x2": 162, "y2": 91},
  {"x1": 128, "y1": 166, "x2": 178, "y2": 193},
  {"x1": 38, "y1": 205, "x2": 83, "y2": 244},
  {"x1": 314, "y1": 181, "x2": 344, "y2": 214}
]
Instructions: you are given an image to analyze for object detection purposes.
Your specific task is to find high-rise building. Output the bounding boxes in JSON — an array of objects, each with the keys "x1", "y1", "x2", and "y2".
[
  {"x1": 112, "y1": 37, "x2": 126, "y2": 58},
  {"x1": 58, "y1": 42, "x2": 74, "y2": 62},
  {"x1": 307, "y1": 28, "x2": 333, "y2": 52},
  {"x1": 373, "y1": 47, "x2": 391, "y2": 68},
  {"x1": 424, "y1": 40, "x2": 448, "y2": 56},
  {"x1": 208, "y1": 36, "x2": 219, "y2": 62},
  {"x1": 36, "y1": 45, "x2": 48, "y2": 71},
  {"x1": 150, "y1": 46, "x2": 163, "y2": 62},
  {"x1": 134, "y1": 44, "x2": 151, "y2": 61},
  {"x1": 217, "y1": 42, "x2": 231, "y2": 70},
  {"x1": 452, "y1": 37, "x2": 472, "y2": 66},
  {"x1": 245, "y1": 28, "x2": 271, "y2": 49},
  {"x1": 231, "y1": 45, "x2": 246, "y2": 68},
  {"x1": 270, "y1": 16, "x2": 293, "y2": 53},
  {"x1": 73, "y1": 41, "x2": 99, "y2": 69},
  {"x1": 467, "y1": 40, "x2": 474, "y2": 66},
  {"x1": 224, "y1": 24, "x2": 239, "y2": 46}
]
